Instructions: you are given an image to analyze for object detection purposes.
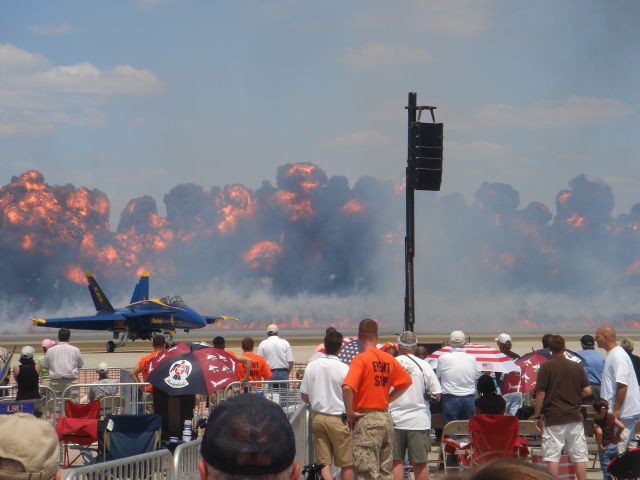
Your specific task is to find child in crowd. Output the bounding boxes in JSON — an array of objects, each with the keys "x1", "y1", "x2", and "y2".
[{"x1": 593, "y1": 398, "x2": 624, "y2": 480}]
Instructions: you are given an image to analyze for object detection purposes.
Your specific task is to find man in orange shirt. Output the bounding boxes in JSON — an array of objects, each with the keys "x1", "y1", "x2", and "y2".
[
  {"x1": 342, "y1": 319, "x2": 412, "y2": 480},
  {"x1": 131, "y1": 334, "x2": 166, "y2": 392},
  {"x1": 237, "y1": 337, "x2": 272, "y2": 382}
]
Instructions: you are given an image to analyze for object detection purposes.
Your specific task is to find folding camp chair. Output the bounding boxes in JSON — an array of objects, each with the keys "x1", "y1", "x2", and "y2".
[
  {"x1": 103, "y1": 413, "x2": 162, "y2": 461},
  {"x1": 439, "y1": 420, "x2": 469, "y2": 471},
  {"x1": 467, "y1": 414, "x2": 521, "y2": 465},
  {"x1": 608, "y1": 448, "x2": 640, "y2": 480},
  {"x1": 55, "y1": 400, "x2": 100, "y2": 468}
]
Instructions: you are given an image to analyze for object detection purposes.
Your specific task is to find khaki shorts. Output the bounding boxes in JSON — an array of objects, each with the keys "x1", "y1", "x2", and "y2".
[
  {"x1": 312, "y1": 412, "x2": 353, "y2": 467},
  {"x1": 542, "y1": 421, "x2": 588, "y2": 463},
  {"x1": 393, "y1": 429, "x2": 430, "y2": 463}
]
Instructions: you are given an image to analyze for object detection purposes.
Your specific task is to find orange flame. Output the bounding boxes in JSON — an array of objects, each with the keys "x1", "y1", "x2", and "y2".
[
  {"x1": 287, "y1": 164, "x2": 317, "y2": 177},
  {"x1": 566, "y1": 214, "x2": 586, "y2": 229},
  {"x1": 65, "y1": 265, "x2": 86, "y2": 285},
  {"x1": 244, "y1": 240, "x2": 283, "y2": 271},
  {"x1": 21, "y1": 234, "x2": 33, "y2": 250},
  {"x1": 558, "y1": 191, "x2": 571, "y2": 204},
  {"x1": 216, "y1": 184, "x2": 254, "y2": 233},
  {"x1": 342, "y1": 199, "x2": 365, "y2": 215}
]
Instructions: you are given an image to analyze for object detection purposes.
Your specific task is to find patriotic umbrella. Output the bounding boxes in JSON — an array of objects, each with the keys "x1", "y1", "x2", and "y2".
[
  {"x1": 338, "y1": 339, "x2": 364, "y2": 365},
  {"x1": 337, "y1": 339, "x2": 389, "y2": 365},
  {"x1": 516, "y1": 348, "x2": 585, "y2": 393},
  {"x1": 146, "y1": 342, "x2": 240, "y2": 396},
  {"x1": 426, "y1": 344, "x2": 520, "y2": 373},
  {"x1": 314, "y1": 336, "x2": 357, "y2": 353}
]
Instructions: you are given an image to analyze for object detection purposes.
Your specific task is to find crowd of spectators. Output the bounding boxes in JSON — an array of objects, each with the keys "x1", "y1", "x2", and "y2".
[{"x1": 1, "y1": 323, "x2": 640, "y2": 480}]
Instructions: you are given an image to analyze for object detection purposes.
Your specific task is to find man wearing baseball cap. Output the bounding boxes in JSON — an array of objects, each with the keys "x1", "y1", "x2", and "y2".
[
  {"x1": 578, "y1": 334, "x2": 604, "y2": 400},
  {"x1": 198, "y1": 393, "x2": 299, "y2": 480},
  {"x1": 87, "y1": 361, "x2": 117, "y2": 402},
  {"x1": 257, "y1": 324, "x2": 294, "y2": 382},
  {"x1": 495, "y1": 332, "x2": 522, "y2": 415},
  {"x1": 437, "y1": 330, "x2": 477, "y2": 424},
  {"x1": 390, "y1": 331, "x2": 440, "y2": 480},
  {"x1": 0, "y1": 413, "x2": 60, "y2": 479}
]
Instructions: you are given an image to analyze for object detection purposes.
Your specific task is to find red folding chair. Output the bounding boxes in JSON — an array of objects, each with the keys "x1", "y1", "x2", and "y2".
[
  {"x1": 468, "y1": 414, "x2": 523, "y2": 465},
  {"x1": 55, "y1": 400, "x2": 100, "y2": 468}
]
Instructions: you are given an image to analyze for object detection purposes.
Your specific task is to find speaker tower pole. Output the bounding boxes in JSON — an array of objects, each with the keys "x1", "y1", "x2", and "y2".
[{"x1": 404, "y1": 92, "x2": 417, "y2": 332}]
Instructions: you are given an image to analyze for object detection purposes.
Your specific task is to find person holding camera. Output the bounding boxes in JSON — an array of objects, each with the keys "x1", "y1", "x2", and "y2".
[
  {"x1": 390, "y1": 331, "x2": 441, "y2": 480},
  {"x1": 300, "y1": 330, "x2": 353, "y2": 480}
]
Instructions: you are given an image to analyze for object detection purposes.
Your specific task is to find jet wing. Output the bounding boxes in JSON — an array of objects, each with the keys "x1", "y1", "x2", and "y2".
[
  {"x1": 31, "y1": 313, "x2": 127, "y2": 331},
  {"x1": 204, "y1": 315, "x2": 239, "y2": 325}
]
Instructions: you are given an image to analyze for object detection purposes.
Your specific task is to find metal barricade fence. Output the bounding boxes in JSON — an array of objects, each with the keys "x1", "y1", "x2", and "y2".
[
  {"x1": 61, "y1": 382, "x2": 152, "y2": 417},
  {"x1": 222, "y1": 379, "x2": 303, "y2": 419},
  {"x1": 173, "y1": 437, "x2": 202, "y2": 480},
  {"x1": 0, "y1": 384, "x2": 57, "y2": 422},
  {"x1": 65, "y1": 448, "x2": 175, "y2": 480}
]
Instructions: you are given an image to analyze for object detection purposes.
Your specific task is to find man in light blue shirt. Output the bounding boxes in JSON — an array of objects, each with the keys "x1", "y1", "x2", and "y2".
[{"x1": 578, "y1": 334, "x2": 604, "y2": 400}]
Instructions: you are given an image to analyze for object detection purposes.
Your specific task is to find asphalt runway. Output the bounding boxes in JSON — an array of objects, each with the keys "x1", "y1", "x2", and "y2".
[{"x1": 2, "y1": 330, "x2": 624, "y2": 370}]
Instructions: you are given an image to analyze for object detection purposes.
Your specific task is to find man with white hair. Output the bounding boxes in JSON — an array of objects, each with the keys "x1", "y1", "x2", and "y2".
[
  {"x1": 596, "y1": 325, "x2": 640, "y2": 453},
  {"x1": 390, "y1": 331, "x2": 441, "y2": 480},
  {"x1": 437, "y1": 330, "x2": 477, "y2": 423},
  {"x1": 0, "y1": 413, "x2": 60, "y2": 479}
]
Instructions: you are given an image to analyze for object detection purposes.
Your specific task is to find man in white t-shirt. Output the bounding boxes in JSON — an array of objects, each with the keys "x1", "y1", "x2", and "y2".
[
  {"x1": 390, "y1": 331, "x2": 441, "y2": 480},
  {"x1": 300, "y1": 330, "x2": 353, "y2": 480},
  {"x1": 596, "y1": 325, "x2": 640, "y2": 453},
  {"x1": 257, "y1": 324, "x2": 294, "y2": 381},
  {"x1": 437, "y1": 330, "x2": 477, "y2": 424}
]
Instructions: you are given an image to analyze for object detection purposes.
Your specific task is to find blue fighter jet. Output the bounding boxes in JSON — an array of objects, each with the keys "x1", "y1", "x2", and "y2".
[{"x1": 31, "y1": 272, "x2": 238, "y2": 352}]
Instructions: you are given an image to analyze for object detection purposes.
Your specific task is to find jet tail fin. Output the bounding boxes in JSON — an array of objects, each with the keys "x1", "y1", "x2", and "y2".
[
  {"x1": 130, "y1": 272, "x2": 150, "y2": 303},
  {"x1": 86, "y1": 272, "x2": 115, "y2": 312}
]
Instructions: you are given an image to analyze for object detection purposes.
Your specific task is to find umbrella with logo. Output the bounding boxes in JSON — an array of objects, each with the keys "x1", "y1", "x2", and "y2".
[
  {"x1": 516, "y1": 348, "x2": 585, "y2": 393},
  {"x1": 426, "y1": 343, "x2": 520, "y2": 373},
  {"x1": 146, "y1": 342, "x2": 241, "y2": 396}
]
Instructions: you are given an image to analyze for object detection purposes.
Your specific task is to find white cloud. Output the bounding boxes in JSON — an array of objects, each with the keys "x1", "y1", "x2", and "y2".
[
  {"x1": 329, "y1": 130, "x2": 391, "y2": 148},
  {"x1": 0, "y1": 43, "x2": 46, "y2": 69},
  {"x1": 354, "y1": 0, "x2": 493, "y2": 37},
  {"x1": 0, "y1": 108, "x2": 107, "y2": 137},
  {"x1": 339, "y1": 43, "x2": 431, "y2": 68},
  {"x1": 452, "y1": 96, "x2": 633, "y2": 131},
  {"x1": 0, "y1": 43, "x2": 163, "y2": 137},
  {"x1": 28, "y1": 23, "x2": 74, "y2": 36},
  {"x1": 30, "y1": 63, "x2": 163, "y2": 95}
]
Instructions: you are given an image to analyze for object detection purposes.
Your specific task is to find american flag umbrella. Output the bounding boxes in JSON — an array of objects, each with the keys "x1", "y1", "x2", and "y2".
[
  {"x1": 315, "y1": 336, "x2": 357, "y2": 353},
  {"x1": 338, "y1": 339, "x2": 364, "y2": 365},
  {"x1": 337, "y1": 339, "x2": 387, "y2": 365},
  {"x1": 146, "y1": 342, "x2": 240, "y2": 396},
  {"x1": 426, "y1": 344, "x2": 520, "y2": 373},
  {"x1": 516, "y1": 348, "x2": 585, "y2": 393}
]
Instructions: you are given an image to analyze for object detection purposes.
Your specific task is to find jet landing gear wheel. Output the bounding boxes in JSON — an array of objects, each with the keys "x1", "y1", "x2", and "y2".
[{"x1": 106, "y1": 341, "x2": 116, "y2": 353}]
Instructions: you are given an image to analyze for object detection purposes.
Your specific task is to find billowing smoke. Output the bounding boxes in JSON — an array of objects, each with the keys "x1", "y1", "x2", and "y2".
[{"x1": 1, "y1": 166, "x2": 639, "y2": 333}]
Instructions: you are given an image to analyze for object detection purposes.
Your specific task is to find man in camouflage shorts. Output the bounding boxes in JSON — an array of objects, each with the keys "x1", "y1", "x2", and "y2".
[{"x1": 343, "y1": 319, "x2": 412, "y2": 480}]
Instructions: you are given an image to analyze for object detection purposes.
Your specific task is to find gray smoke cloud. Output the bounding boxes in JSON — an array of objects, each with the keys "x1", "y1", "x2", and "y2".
[{"x1": 1, "y1": 166, "x2": 639, "y2": 334}]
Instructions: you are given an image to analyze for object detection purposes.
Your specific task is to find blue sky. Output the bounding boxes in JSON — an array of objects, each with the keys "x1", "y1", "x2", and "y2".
[{"x1": 2, "y1": 0, "x2": 638, "y2": 224}]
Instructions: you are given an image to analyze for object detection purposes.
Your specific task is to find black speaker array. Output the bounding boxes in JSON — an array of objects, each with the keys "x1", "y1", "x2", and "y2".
[{"x1": 408, "y1": 122, "x2": 443, "y2": 191}]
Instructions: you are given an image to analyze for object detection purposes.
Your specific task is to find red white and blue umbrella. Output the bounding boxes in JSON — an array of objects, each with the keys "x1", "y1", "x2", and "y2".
[
  {"x1": 147, "y1": 342, "x2": 240, "y2": 396},
  {"x1": 427, "y1": 343, "x2": 520, "y2": 373},
  {"x1": 516, "y1": 348, "x2": 585, "y2": 393}
]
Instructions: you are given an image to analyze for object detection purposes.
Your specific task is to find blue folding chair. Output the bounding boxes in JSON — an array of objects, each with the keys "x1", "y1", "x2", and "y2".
[{"x1": 103, "y1": 413, "x2": 162, "y2": 461}]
